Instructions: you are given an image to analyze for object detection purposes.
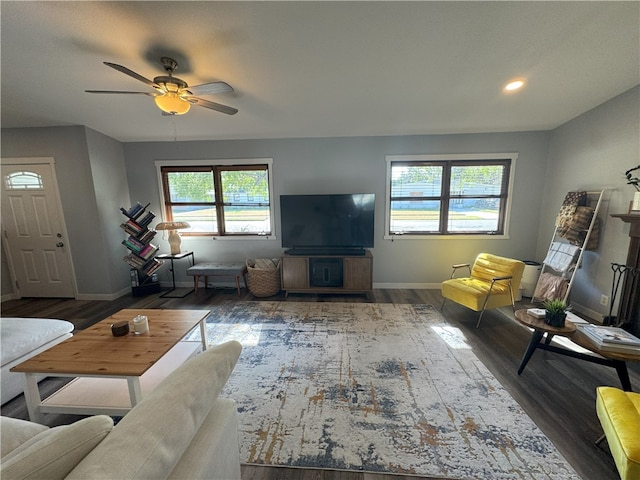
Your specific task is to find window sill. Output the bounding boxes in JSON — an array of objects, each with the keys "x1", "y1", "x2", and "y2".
[
  {"x1": 209, "y1": 235, "x2": 278, "y2": 241},
  {"x1": 384, "y1": 234, "x2": 510, "y2": 240}
]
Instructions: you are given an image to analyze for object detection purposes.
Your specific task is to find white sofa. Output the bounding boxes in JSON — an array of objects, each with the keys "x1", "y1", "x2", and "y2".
[
  {"x1": 1, "y1": 318, "x2": 74, "y2": 405},
  {"x1": 0, "y1": 340, "x2": 243, "y2": 480}
]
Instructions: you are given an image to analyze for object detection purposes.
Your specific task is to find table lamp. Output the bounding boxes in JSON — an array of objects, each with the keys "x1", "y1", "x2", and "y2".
[{"x1": 155, "y1": 221, "x2": 190, "y2": 254}]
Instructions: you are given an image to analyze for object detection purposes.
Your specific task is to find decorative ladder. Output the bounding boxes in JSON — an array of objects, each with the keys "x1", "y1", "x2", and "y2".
[{"x1": 533, "y1": 189, "x2": 608, "y2": 304}]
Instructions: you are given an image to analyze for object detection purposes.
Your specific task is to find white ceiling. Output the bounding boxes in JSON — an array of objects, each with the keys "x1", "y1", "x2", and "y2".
[{"x1": 1, "y1": 1, "x2": 638, "y2": 143}]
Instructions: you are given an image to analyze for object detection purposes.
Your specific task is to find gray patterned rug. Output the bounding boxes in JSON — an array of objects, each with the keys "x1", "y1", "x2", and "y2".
[{"x1": 189, "y1": 302, "x2": 581, "y2": 479}]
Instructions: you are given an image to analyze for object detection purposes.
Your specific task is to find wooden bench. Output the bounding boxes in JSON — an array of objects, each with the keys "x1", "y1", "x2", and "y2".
[{"x1": 186, "y1": 263, "x2": 248, "y2": 296}]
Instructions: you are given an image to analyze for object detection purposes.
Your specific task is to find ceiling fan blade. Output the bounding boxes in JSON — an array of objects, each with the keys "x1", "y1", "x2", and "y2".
[
  {"x1": 103, "y1": 62, "x2": 159, "y2": 89},
  {"x1": 187, "y1": 81, "x2": 234, "y2": 96},
  {"x1": 85, "y1": 90, "x2": 157, "y2": 95},
  {"x1": 188, "y1": 97, "x2": 238, "y2": 115}
]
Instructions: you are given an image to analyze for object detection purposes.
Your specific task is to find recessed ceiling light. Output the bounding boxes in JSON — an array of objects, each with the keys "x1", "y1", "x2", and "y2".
[{"x1": 504, "y1": 79, "x2": 525, "y2": 92}]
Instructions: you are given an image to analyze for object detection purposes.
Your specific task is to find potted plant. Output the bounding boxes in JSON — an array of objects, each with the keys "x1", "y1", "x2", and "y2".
[
  {"x1": 624, "y1": 165, "x2": 640, "y2": 211},
  {"x1": 542, "y1": 299, "x2": 569, "y2": 328}
]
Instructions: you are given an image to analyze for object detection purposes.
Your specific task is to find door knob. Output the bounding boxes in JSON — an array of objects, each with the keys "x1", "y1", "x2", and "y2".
[{"x1": 56, "y1": 242, "x2": 64, "y2": 248}]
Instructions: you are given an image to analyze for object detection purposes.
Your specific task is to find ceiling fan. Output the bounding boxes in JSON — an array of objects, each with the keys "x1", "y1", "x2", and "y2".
[{"x1": 86, "y1": 57, "x2": 238, "y2": 116}]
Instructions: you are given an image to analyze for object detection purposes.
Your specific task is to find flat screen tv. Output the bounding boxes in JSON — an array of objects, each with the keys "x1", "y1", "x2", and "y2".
[{"x1": 280, "y1": 193, "x2": 375, "y2": 255}]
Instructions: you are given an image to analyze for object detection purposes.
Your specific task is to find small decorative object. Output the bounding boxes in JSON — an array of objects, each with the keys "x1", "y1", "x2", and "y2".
[
  {"x1": 542, "y1": 299, "x2": 569, "y2": 328},
  {"x1": 111, "y1": 320, "x2": 130, "y2": 337},
  {"x1": 132, "y1": 315, "x2": 149, "y2": 335},
  {"x1": 155, "y1": 221, "x2": 191, "y2": 254},
  {"x1": 624, "y1": 165, "x2": 640, "y2": 212}
]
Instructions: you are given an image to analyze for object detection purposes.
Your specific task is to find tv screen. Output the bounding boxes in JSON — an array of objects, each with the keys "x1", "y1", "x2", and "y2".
[{"x1": 280, "y1": 193, "x2": 375, "y2": 251}]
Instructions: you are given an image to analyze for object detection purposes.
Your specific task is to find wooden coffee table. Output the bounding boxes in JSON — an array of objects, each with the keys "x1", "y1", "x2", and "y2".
[
  {"x1": 11, "y1": 309, "x2": 210, "y2": 423},
  {"x1": 514, "y1": 309, "x2": 640, "y2": 391}
]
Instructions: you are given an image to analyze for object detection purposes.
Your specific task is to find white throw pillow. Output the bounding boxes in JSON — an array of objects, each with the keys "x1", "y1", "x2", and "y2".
[
  {"x1": 0, "y1": 415, "x2": 113, "y2": 480},
  {"x1": 0, "y1": 417, "x2": 49, "y2": 458}
]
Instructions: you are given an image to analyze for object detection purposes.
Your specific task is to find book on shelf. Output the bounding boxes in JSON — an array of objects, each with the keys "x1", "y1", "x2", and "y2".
[
  {"x1": 120, "y1": 221, "x2": 144, "y2": 237},
  {"x1": 128, "y1": 202, "x2": 143, "y2": 217},
  {"x1": 144, "y1": 259, "x2": 164, "y2": 276},
  {"x1": 526, "y1": 308, "x2": 546, "y2": 319},
  {"x1": 139, "y1": 244, "x2": 159, "y2": 260},
  {"x1": 579, "y1": 325, "x2": 640, "y2": 354},
  {"x1": 122, "y1": 239, "x2": 142, "y2": 254},
  {"x1": 123, "y1": 258, "x2": 163, "y2": 276},
  {"x1": 120, "y1": 202, "x2": 162, "y2": 294},
  {"x1": 126, "y1": 219, "x2": 143, "y2": 232},
  {"x1": 137, "y1": 211, "x2": 155, "y2": 228},
  {"x1": 120, "y1": 202, "x2": 151, "y2": 219},
  {"x1": 138, "y1": 229, "x2": 157, "y2": 244},
  {"x1": 124, "y1": 235, "x2": 145, "y2": 250},
  {"x1": 584, "y1": 339, "x2": 640, "y2": 355},
  {"x1": 123, "y1": 254, "x2": 144, "y2": 269},
  {"x1": 581, "y1": 325, "x2": 640, "y2": 345}
]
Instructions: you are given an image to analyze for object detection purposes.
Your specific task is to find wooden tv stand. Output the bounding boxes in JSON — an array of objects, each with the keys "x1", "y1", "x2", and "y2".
[{"x1": 281, "y1": 250, "x2": 373, "y2": 297}]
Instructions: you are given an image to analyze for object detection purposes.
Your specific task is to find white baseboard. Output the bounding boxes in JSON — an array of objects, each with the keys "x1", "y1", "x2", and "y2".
[
  {"x1": 1, "y1": 293, "x2": 19, "y2": 302},
  {"x1": 75, "y1": 287, "x2": 131, "y2": 301},
  {"x1": 2, "y1": 287, "x2": 131, "y2": 303},
  {"x1": 570, "y1": 303, "x2": 605, "y2": 324}
]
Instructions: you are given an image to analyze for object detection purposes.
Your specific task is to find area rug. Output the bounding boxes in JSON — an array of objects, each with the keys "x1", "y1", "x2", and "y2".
[{"x1": 188, "y1": 302, "x2": 581, "y2": 480}]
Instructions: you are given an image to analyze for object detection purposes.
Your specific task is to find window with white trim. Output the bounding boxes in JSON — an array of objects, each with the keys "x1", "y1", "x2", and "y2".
[
  {"x1": 385, "y1": 154, "x2": 516, "y2": 236},
  {"x1": 4, "y1": 171, "x2": 43, "y2": 190},
  {"x1": 159, "y1": 160, "x2": 273, "y2": 237}
]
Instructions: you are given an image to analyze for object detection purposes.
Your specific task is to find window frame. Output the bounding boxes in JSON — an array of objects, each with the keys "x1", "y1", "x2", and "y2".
[
  {"x1": 384, "y1": 153, "x2": 517, "y2": 239},
  {"x1": 155, "y1": 158, "x2": 275, "y2": 239}
]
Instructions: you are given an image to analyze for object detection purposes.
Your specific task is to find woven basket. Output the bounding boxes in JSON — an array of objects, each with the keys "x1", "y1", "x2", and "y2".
[{"x1": 246, "y1": 258, "x2": 281, "y2": 297}]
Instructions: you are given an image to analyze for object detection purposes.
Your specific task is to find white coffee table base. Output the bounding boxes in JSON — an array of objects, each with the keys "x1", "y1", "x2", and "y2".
[{"x1": 23, "y1": 341, "x2": 201, "y2": 423}]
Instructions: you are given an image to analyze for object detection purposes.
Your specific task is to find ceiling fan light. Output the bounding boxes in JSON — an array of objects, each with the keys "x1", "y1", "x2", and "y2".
[
  {"x1": 154, "y1": 92, "x2": 191, "y2": 115},
  {"x1": 504, "y1": 79, "x2": 526, "y2": 92}
]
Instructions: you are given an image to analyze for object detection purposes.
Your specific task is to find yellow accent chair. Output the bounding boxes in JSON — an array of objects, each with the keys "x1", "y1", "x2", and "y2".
[
  {"x1": 441, "y1": 253, "x2": 525, "y2": 328},
  {"x1": 595, "y1": 386, "x2": 640, "y2": 480}
]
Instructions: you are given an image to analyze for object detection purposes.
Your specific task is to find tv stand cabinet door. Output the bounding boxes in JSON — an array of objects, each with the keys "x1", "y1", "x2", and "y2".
[
  {"x1": 282, "y1": 256, "x2": 309, "y2": 289},
  {"x1": 343, "y1": 256, "x2": 372, "y2": 290}
]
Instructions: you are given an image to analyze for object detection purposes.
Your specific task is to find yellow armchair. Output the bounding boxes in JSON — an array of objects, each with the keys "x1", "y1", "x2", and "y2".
[
  {"x1": 441, "y1": 253, "x2": 525, "y2": 328},
  {"x1": 596, "y1": 386, "x2": 640, "y2": 480}
]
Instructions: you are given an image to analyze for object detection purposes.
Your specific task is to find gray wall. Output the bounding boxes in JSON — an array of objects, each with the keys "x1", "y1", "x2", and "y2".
[
  {"x1": 1, "y1": 86, "x2": 637, "y2": 318},
  {"x1": 1, "y1": 126, "x2": 130, "y2": 298},
  {"x1": 538, "y1": 86, "x2": 640, "y2": 318},
  {"x1": 86, "y1": 128, "x2": 132, "y2": 294},
  {"x1": 124, "y1": 131, "x2": 550, "y2": 287}
]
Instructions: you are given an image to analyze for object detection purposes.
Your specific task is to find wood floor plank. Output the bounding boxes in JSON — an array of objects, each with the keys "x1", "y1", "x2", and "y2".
[{"x1": 2, "y1": 288, "x2": 635, "y2": 480}]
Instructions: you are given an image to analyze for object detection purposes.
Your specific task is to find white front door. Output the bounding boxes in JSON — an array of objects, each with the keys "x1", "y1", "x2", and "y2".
[{"x1": 1, "y1": 159, "x2": 75, "y2": 298}]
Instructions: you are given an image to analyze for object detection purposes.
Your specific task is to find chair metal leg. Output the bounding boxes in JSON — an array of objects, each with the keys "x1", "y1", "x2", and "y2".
[
  {"x1": 476, "y1": 293, "x2": 492, "y2": 328},
  {"x1": 595, "y1": 433, "x2": 606, "y2": 446},
  {"x1": 441, "y1": 297, "x2": 447, "y2": 310},
  {"x1": 508, "y1": 280, "x2": 516, "y2": 312}
]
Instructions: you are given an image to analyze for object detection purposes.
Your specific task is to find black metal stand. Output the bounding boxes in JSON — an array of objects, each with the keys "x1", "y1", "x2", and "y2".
[
  {"x1": 517, "y1": 330, "x2": 633, "y2": 391},
  {"x1": 607, "y1": 263, "x2": 640, "y2": 328},
  {"x1": 157, "y1": 251, "x2": 195, "y2": 298}
]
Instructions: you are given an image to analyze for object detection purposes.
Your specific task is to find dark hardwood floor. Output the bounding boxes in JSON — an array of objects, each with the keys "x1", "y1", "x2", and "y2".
[{"x1": 2, "y1": 287, "x2": 635, "y2": 480}]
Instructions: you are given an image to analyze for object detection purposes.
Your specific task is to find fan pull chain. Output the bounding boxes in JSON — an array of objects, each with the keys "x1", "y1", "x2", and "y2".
[{"x1": 172, "y1": 116, "x2": 178, "y2": 144}]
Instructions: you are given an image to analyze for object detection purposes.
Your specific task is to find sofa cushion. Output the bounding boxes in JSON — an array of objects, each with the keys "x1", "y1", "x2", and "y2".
[
  {"x1": 1, "y1": 318, "x2": 74, "y2": 368},
  {"x1": 167, "y1": 398, "x2": 241, "y2": 480},
  {"x1": 0, "y1": 415, "x2": 113, "y2": 480},
  {"x1": 0, "y1": 417, "x2": 49, "y2": 457},
  {"x1": 67, "y1": 340, "x2": 242, "y2": 480}
]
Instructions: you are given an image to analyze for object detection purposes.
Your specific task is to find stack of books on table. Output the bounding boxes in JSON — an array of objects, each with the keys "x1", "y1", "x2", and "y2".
[{"x1": 579, "y1": 324, "x2": 640, "y2": 354}]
